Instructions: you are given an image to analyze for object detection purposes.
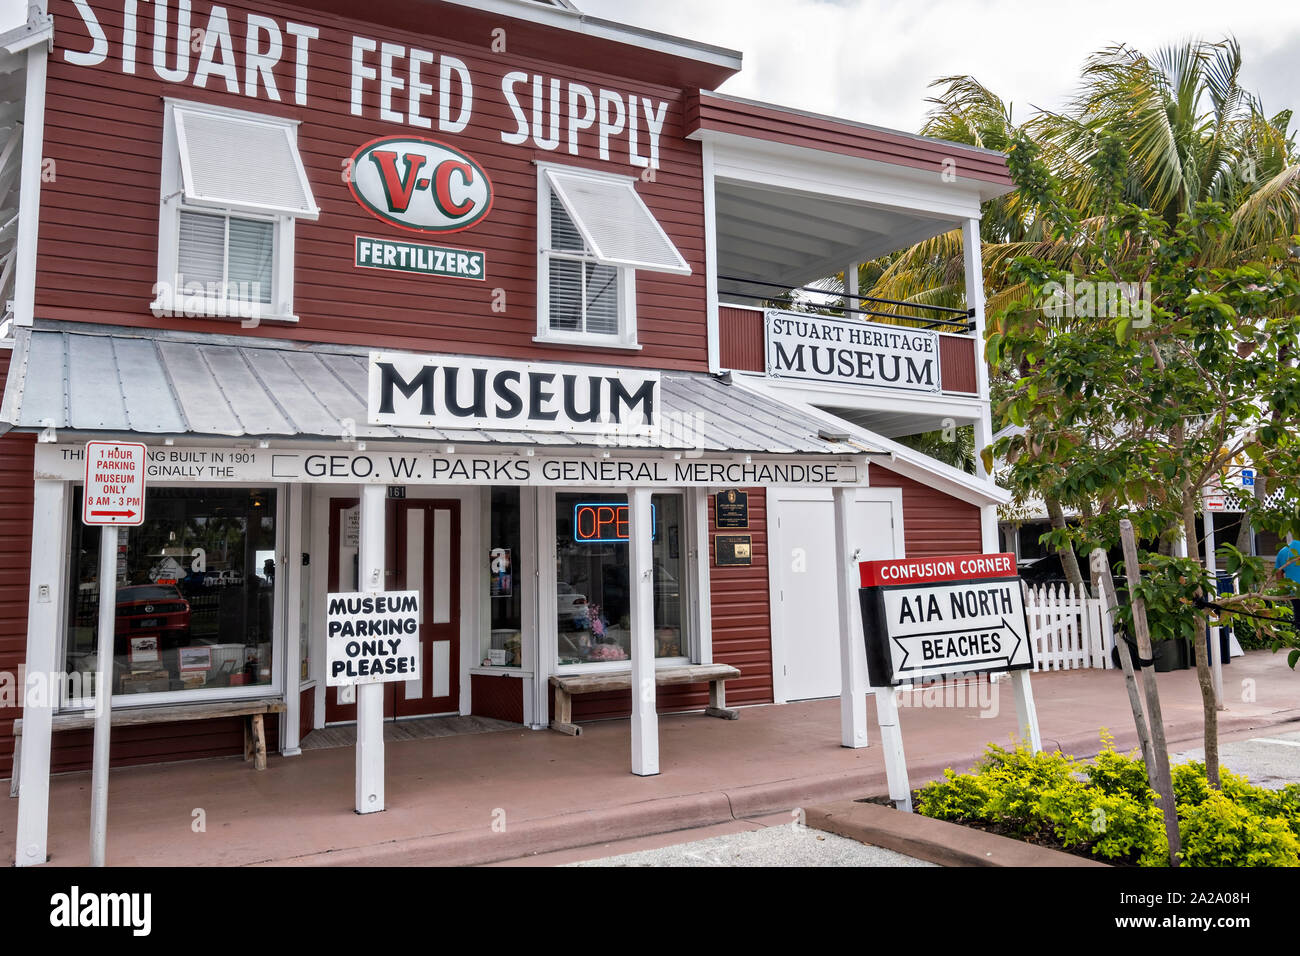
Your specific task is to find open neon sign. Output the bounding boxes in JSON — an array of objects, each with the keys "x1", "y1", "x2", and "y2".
[{"x1": 573, "y1": 502, "x2": 657, "y2": 543}]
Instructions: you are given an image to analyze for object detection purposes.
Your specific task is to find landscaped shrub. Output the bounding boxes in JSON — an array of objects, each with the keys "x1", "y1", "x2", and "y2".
[
  {"x1": 1178, "y1": 789, "x2": 1300, "y2": 867},
  {"x1": 915, "y1": 735, "x2": 1300, "y2": 866},
  {"x1": 1038, "y1": 783, "x2": 1169, "y2": 866}
]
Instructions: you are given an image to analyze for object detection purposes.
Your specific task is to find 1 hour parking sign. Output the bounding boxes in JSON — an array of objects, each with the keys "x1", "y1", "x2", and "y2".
[
  {"x1": 82, "y1": 441, "x2": 147, "y2": 526},
  {"x1": 857, "y1": 553, "x2": 1033, "y2": 684}
]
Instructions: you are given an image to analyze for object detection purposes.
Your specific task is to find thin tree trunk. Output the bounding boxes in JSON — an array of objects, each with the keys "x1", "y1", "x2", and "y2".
[
  {"x1": 1091, "y1": 548, "x2": 1152, "y2": 765},
  {"x1": 1181, "y1": 496, "x2": 1221, "y2": 788},
  {"x1": 1046, "y1": 495, "x2": 1087, "y2": 595},
  {"x1": 1120, "y1": 519, "x2": 1182, "y2": 866}
]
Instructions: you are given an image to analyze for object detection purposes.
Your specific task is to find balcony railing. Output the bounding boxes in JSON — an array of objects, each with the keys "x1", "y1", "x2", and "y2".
[{"x1": 716, "y1": 275, "x2": 976, "y2": 333}]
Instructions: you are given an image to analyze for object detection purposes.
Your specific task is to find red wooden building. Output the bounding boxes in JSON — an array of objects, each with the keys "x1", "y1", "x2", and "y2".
[{"x1": 0, "y1": 0, "x2": 1011, "y2": 864}]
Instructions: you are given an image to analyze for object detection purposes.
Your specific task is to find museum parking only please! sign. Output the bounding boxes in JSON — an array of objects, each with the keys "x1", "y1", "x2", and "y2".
[
  {"x1": 857, "y1": 553, "x2": 1033, "y2": 685},
  {"x1": 326, "y1": 590, "x2": 421, "y2": 686}
]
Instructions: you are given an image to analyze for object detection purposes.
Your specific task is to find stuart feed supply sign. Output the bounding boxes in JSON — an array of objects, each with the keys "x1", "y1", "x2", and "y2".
[
  {"x1": 857, "y1": 553, "x2": 1032, "y2": 685},
  {"x1": 326, "y1": 590, "x2": 421, "y2": 686}
]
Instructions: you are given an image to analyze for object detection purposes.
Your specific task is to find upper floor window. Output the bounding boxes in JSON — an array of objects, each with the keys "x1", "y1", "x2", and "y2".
[
  {"x1": 536, "y1": 164, "x2": 690, "y2": 349},
  {"x1": 152, "y1": 100, "x2": 319, "y2": 324}
]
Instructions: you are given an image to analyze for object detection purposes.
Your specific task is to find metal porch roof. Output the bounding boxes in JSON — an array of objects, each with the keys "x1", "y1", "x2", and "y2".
[{"x1": 0, "y1": 324, "x2": 867, "y2": 457}]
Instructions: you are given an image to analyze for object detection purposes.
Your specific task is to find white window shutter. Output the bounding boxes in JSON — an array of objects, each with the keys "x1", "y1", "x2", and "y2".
[
  {"x1": 174, "y1": 106, "x2": 319, "y2": 219},
  {"x1": 544, "y1": 169, "x2": 690, "y2": 275}
]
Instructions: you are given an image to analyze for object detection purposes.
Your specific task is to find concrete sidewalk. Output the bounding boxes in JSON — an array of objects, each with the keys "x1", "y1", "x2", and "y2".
[{"x1": 2, "y1": 651, "x2": 1297, "y2": 866}]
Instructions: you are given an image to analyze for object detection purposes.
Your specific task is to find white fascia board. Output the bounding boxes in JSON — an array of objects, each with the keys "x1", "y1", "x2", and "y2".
[
  {"x1": 433, "y1": 0, "x2": 742, "y2": 72},
  {"x1": 734, "y1": 375, "x2": 1011, "y2": 507},
  {"x1": 696, "y1": 129, "x2": 1001, "y2": 217},
  {"x1": 699, "y1": 91, "x2": 1012, "y2": 164},
  {"x1": 753, "y1": 374, "x2": 986, "y2": 422}
]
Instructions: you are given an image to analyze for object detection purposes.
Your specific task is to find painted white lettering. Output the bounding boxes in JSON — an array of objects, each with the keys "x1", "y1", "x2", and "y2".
[
  {"x1": 152, "y1": 0, "x2": 192, "y2": 84},
  {"x1": 597, "y1": 88, "x2": 625, "y2": 162},
  {"x1": 285, "y1": 23, "x2": 318, "y2": 106},
  {"x1": 379, "y1": 42, "x2": 405, "y2": 124},
  {"x1": 192, "y1": 6, "x2": 238, "y2": 94},
  {"x1": 244, "y1": 14, "x2": 283, "y2": 101},
  {"x1": 407, "y1": 48, "x2": 434, "y2": 128},
  {"x1": 122, "y1": 0, "x2": 139, "y2": 74},
  {"x1": 350, "y1": 35, "x2": 377, "y2": 117},
  {"x1": 66, "y1": 0, "x2": 108, "y2": 66},
  {"x1": 438, "y1": 56, "x2": 472, "y2": 133},
  {"x1": 531, "y1": 75, "x2": 561, "y2": 151},
  {"x1": 500, "y1": 70, "x2": 529, "y2": 145},
  {"x1": 642, "y1": 97, "x2": 668, "y2": 169},
  {"x1": 568, "y1": 83, "x2": 595, "y2": 155}
]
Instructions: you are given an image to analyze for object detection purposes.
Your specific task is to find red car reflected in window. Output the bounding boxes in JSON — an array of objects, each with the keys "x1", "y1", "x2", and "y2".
[{"x1": 115, "y1": 584, "x2": 191, "y2": 651}]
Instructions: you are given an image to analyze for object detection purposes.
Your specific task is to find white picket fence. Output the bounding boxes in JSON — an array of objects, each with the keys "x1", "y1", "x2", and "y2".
[{"x1": 1024, "y1": 583, "x2": 1115, "y2": 671}]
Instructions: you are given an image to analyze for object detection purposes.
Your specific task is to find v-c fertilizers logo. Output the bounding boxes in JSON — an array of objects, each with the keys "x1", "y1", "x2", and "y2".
[{"x1": 348, "y1": 136, "x2": 493, "y2": 234}]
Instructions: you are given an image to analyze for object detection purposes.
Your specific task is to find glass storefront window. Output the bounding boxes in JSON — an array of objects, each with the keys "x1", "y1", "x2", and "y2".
[
  {"x1": 481, "y1": 487, "x2": 523, "y2": 668},
  {"x1": 555, "y1": 492, "x2": 687, "y2": 666},
  {"x1": 65, "y1": 487, "x2": 278, "y2": 700}
]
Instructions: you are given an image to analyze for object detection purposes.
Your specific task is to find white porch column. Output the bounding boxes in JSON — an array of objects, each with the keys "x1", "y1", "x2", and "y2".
[
  {"x1": 962, "y1": 218, "x2": 993, "y2": 481},
  {"x1": 834, "y1": 486, "x2": 868, "y2": 748},
  {"x1": 980, "y1": 503, "x2": 999, "y2": 554},
  {"x1": 355, "y1": 483, "x2": 386, "y2": 813},
  {"x1": 1203, "y1": 509, "x2": 1224, "y2": 707},
  {"x1": 15, "y1": 479, "x2": 69, "y2": 866},
  {"x1": 282, "y1": 483, "x2": 305, "y2": 756},
  {"x1": 627, "y1": 487, "x2": 659, "y2": 775}
]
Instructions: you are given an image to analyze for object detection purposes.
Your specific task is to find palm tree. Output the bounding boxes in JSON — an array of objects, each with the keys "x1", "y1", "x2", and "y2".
[{"x1": 861, "y1": 38, "x2": 1299, "y2": 314}]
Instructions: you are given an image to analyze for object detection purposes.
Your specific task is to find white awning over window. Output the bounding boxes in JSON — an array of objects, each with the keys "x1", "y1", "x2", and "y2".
[
  {"x1": 173, "y1": 105, "x2": 320, "y2": 219},
  {"x1": 544, "y1": 169, "x2": 690, "y2": 275}
]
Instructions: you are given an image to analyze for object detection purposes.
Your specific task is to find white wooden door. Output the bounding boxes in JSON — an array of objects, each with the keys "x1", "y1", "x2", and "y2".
[{"x1": 772, "y1": 489, "x2": 903, "y2": 701}]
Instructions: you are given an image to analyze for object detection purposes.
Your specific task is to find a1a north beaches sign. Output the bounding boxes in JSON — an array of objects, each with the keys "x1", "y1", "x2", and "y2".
[{"x1": 857, "y1": 552, "x2": 1033, "y2": 684}]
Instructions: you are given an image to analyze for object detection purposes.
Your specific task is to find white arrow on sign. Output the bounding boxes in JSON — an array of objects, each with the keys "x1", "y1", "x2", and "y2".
[
  {"x1": 890, "y1": 615, "x2": 1025, "y2": 674},
  {"x1": 881, "y1": 579, "x2": 1032, "y2": 680}
]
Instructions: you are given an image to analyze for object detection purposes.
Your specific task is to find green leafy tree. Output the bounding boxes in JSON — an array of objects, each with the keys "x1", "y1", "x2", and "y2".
[{"x1": 989, "y1": 198, "x2": 1300, "y2": 787}]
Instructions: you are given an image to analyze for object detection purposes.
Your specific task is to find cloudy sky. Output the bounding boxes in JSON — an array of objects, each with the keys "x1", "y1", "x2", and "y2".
[{"x1": 577, "y1": 0, "x2": 1300, "y2": 135}]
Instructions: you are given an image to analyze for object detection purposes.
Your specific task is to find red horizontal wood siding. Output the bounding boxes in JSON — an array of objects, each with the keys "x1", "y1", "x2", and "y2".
[
  {"x1": 938, "y1": 334, "x2": 978, "y2": 394},
  {"x1": 471, "y1": 673, "x2": 524, "y2": 724},
  {"x1": 38, "y1": 0, "x2": 709, "y2": 371},
  {"x1": 719, "y1": 305, "x2": 764, "y2": 371},
  {"x1": 869, "y1": 465, "x2": 983, "y2": 556},
  {"x1": 299, "y1": 685, "x2": 315, "y2": 742},
  {"x1": 0, "y1": 349, "x2": 34, "y2": 779},
  {"x1": 568, "y1": 486, "x2": 773, "y2": 721},
  {"x1": 687, "y1": 91, "x2": 1014, "y2": 187}
]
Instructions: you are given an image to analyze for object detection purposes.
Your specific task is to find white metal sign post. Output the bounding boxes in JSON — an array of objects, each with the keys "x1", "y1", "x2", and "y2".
[
  {"x1": 857, "y1": 553, "x2": 1039, "y2": 812},
  {"x1": 82, "y1": 440, "x2": 147, "y2": 867}
]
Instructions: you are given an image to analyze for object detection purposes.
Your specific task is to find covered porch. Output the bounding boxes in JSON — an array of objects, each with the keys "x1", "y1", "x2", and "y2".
[{"x1": 2, "y1": 655, "x2": 1294, "y2": 866}]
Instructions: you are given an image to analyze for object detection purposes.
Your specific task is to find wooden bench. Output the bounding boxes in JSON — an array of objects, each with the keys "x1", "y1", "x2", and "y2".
[
  {"x1": 9, "y1": 699, "x2": 286, "y2": 797},
  {"x1": 549, "y1": 663, "x2": 741, "y2": 736}
]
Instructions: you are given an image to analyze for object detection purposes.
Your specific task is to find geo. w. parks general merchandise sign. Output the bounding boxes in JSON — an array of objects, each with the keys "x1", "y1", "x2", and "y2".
[
  {"x1": 36, "y1": 443, "x2": 862, "y2": 489},
  {"x1": 857, "y1": 552, "x2": 1033, "y2": 685}
]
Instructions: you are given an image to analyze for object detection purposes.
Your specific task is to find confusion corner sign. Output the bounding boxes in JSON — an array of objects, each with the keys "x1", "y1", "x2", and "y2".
[{"x1": 857, "y1": 553, "x2": 1033, "y2": 685}]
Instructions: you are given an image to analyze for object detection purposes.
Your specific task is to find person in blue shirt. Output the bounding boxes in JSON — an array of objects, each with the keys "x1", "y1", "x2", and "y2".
[{"x1": 1276, "y1": 542, "x2": 1300, "y2": 627}]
